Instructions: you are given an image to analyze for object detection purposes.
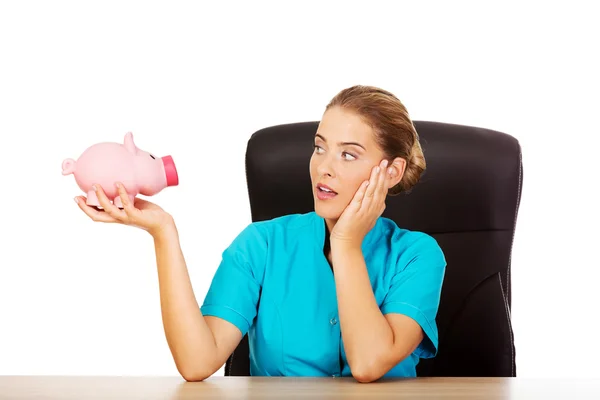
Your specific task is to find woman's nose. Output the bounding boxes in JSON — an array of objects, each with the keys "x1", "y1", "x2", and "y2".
[{"x1": 317, "y1": 156, "x2": 335, "y2": 177}]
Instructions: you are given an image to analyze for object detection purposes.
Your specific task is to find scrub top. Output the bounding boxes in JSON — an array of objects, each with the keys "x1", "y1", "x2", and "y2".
[{"x1": 201, "y1": 211, "x2": 446, "y2": 377}]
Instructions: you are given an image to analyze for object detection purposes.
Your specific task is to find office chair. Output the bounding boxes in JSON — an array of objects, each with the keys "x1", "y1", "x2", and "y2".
[{"x1": 225, "y1": 120, "x2": 522, "y2": 377}]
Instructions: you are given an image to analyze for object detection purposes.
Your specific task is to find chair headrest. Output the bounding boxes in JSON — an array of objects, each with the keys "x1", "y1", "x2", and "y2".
[{"x1": 245, "y1": 120, "x2": 522, "y2": 234}]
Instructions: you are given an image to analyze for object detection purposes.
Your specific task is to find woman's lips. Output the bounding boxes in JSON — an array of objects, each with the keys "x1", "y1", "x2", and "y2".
[{"x1": 316, "y1": 184, "x2": 338, "y2": 200}]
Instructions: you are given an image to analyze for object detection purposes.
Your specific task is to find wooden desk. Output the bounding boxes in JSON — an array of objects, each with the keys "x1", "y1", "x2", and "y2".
[{"x1": 2, "y1": 376, "x2": 600, "y2": 399}]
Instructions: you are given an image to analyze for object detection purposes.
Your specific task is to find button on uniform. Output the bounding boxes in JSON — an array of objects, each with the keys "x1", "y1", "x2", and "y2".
[{"x1": 330, "y1": 317, "x2": 337, "y2": 325}]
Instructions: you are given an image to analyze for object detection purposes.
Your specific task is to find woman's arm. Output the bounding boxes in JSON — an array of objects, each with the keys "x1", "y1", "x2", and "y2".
[
  {"x1": 327, "y1": 162, "x2": 445, "y2": 382},
  {"x1": 77, "y1": 184, "x2": 243, "y2": 381},
  {"x1": 330, "y1": 242, "x2": 424, "y2": 383},
  {"x1": 153, "y1": 220, "x2": 243, "y2": 381}
]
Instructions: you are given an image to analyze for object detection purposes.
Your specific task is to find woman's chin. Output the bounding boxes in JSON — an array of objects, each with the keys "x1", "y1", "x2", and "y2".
[{"x1": 314, "y1": 201, "x2": 342, "y2": 220}]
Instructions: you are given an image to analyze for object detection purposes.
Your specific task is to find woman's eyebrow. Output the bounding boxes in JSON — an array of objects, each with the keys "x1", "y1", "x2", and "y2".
[{"x1": 315, "y1": 133, "x2": 366, "y2": 151}]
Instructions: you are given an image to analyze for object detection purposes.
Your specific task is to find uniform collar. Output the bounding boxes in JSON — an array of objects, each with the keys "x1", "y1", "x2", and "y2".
[{"x1": 312, "y1": 212, "x2": 383, "y2": 251}]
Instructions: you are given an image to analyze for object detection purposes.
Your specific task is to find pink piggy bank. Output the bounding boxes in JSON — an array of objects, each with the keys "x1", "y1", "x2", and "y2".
[{"x1": 62, "y1": 132, "x2": 179, "y2": 208}]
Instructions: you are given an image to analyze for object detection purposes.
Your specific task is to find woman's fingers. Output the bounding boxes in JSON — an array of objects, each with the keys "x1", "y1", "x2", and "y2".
[
  {"x1": 115, "y1": 182, "x2": 141, "y2": 223},
  {"x1": 75, "y1": 196, "x2": 119, "y2": 223},
  {"x1": 375, "y1": 159, "x2": 389, "y2": 198},
  {"x1": 350, "y1": 179, "x2": 370, "y2": 210},
  {"x1": 369, "y1": 159, "x2": 389, "y2": 214},
  {"x1": 377, "y1": 160, "x2": 388, "y2": 192},
  {"x1": 364, "y1": 164, "x2": 380, "y2": 198},
  {"x1": 94, "y1": 184, "x2": 127, "y2": 221}
]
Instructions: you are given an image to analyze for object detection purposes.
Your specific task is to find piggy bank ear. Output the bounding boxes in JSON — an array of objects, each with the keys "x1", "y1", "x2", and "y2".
[{"x1": 124, "y1": 132, "x2": 137, "y2": 154}]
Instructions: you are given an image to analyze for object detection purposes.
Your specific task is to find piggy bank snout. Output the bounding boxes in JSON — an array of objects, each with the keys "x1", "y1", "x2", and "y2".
[{"x1": 162, "y1": 155, "x2": 179, "y2": 187}]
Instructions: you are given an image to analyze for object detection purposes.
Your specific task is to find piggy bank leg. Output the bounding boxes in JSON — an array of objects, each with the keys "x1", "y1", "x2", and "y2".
[
  {"x1": 113, "y1": 194, "x2": 136, "y2": 209},
  {"x1": 86, "y1": 190, "x2": 101, "y2": 208}
]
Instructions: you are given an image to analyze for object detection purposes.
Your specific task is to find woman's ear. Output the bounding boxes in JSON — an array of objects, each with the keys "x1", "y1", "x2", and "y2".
[{"x1": 388, "y1": 157, "x2": 406, "y2": 188}]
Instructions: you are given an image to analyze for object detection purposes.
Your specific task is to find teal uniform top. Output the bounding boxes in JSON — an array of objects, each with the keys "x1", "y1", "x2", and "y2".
[{"x1": 201, "y1": 212, "x2": 446, "y2": 377}]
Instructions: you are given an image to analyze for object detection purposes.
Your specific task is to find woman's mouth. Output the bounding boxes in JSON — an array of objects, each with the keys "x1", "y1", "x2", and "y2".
[{"x1": 316, "y1": 184, "x2": 338, "y2": 200}]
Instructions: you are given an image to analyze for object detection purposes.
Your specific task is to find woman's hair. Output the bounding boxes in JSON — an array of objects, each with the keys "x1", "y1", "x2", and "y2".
[{"x1": 325, "y1": 85, "x2": 425, "y2": 195}]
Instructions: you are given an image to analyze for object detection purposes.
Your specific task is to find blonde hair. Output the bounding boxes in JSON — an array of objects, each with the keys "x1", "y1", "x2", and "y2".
[{"x1": 326, "y1": 85, "x2": 425, "y2": 195}]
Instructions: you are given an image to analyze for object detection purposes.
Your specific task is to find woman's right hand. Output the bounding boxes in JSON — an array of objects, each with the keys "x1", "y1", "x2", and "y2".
[{"x1": 75, "y1": 182, "x2": 174, "y2": 237}]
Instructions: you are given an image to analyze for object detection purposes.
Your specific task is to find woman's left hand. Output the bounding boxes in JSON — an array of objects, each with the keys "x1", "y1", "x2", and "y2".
[{"x1": 330, "y1": 159, "x2": 396, "y2": 249}]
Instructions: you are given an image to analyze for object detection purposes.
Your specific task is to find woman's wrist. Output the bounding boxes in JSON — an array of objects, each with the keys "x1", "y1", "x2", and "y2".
[
  {"x1": 330, "y1": 238, "x2": 363, "y2": 254},
  {"x1": 150, "y1": 213, "x2": 176, "y2": 241}
]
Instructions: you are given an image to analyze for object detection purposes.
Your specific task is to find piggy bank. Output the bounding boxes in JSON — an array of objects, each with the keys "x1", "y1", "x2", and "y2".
[{"x1": 62, "y1": 132, "x2": 179, "y2": 208}]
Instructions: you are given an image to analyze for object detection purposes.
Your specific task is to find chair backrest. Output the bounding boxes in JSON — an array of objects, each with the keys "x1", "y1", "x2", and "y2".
[{"x1": 225, "y1": 120, "x2": 522, "y2": 377}]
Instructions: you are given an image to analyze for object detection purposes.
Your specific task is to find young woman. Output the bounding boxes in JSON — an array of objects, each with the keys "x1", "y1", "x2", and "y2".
[{"x1": 75, "y1": 85, "x2": 446, "y2": 383}]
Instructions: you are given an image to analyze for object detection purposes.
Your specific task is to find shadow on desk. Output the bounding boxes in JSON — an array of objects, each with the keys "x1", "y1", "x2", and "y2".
[{"x1": 173, "y1": 376, "x2": 513, "y2": 400}]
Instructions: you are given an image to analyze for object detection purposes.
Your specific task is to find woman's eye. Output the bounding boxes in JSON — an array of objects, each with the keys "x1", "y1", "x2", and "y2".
[
  {"x1": 314, "y1": 145, "x2": 324, "y2": 154},
  {"x1": 150, "y1": 154, "x2": 156, "y2": 159},
  {"x1": 342, "y1": 152, "x2": 356, "y2": 161}
]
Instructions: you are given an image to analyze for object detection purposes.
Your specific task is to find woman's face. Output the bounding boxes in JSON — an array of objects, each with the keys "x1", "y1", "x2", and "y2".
[{"x1": 309, "y1": 106, "x2": 403, "y2": 221}]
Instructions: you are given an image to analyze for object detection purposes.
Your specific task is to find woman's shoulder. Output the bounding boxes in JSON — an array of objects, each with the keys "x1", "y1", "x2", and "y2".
[
  {"x1": 374, "y1": 218, "x2": 446, "y2": 276},
  {"x1": 231, "y1": 212, "x2": 317, "y2": 246},
  {"x1": 377, "y1": 217, "x2": 444, "y2": 255},
  {"x1": 252, "y1": 211, "x2": 317, "y2": 231}
]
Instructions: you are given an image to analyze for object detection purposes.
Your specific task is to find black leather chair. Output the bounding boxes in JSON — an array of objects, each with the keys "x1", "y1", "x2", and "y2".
[{"x1": 224, "y1": 120, "x2": 522, "y2": 377}]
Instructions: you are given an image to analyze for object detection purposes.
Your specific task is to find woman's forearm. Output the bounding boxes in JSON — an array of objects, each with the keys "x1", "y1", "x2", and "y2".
[
  {"x1": 330, "y1": 241, "x2": 395, "y2": 382},
  {"x1": 152, "y1": 219, "x2": 218, "y2": 380}
]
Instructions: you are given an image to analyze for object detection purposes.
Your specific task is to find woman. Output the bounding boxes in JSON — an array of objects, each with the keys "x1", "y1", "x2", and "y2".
[{"x1": 75, "y1": 85, "x2": 446, "y2": 383}]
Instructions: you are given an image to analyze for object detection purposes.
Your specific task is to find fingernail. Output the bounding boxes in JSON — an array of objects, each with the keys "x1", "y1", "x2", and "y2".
[
  {"x1": 388, "y1": 167, "x2": 393, "y2": 175},
  {"x1": 92, "y1": 185, "x2": 97, "y2": 191},
  {"x1": 382, "y1": 160, "x2": 389, "y2": 167},
  {"x1": 375, "y1": 166, "x2": 380, "y2": 173},
  {"x1": 115, "y1": 182, "x2": 121, "y2": 188},
  {"x1": 74, "y1": 197, "x2": 79, "y2": 203}
]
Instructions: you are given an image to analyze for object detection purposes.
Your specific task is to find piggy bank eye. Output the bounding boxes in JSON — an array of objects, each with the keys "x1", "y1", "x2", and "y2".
[{"x1": 149, "y1": 154, "x2": 156, "y2": 159}]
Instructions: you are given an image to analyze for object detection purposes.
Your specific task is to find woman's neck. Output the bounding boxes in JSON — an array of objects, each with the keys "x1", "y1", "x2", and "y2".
[{"x1": 324, "y1": 218, "x2": 335, "y2": 265}]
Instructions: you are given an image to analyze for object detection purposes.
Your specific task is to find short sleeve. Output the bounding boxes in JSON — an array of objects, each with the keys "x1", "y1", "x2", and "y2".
[
  {"x1": 200, "y1": 223, "x2": 267, "y2": 337},
  {"x1": 380, "y1": 234, "x2": 446, "y2": 358}
]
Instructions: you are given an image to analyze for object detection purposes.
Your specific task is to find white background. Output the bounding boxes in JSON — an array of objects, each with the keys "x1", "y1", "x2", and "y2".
[{"x1": 1, "y1": 0, "x2": 598, "y2": 378}]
